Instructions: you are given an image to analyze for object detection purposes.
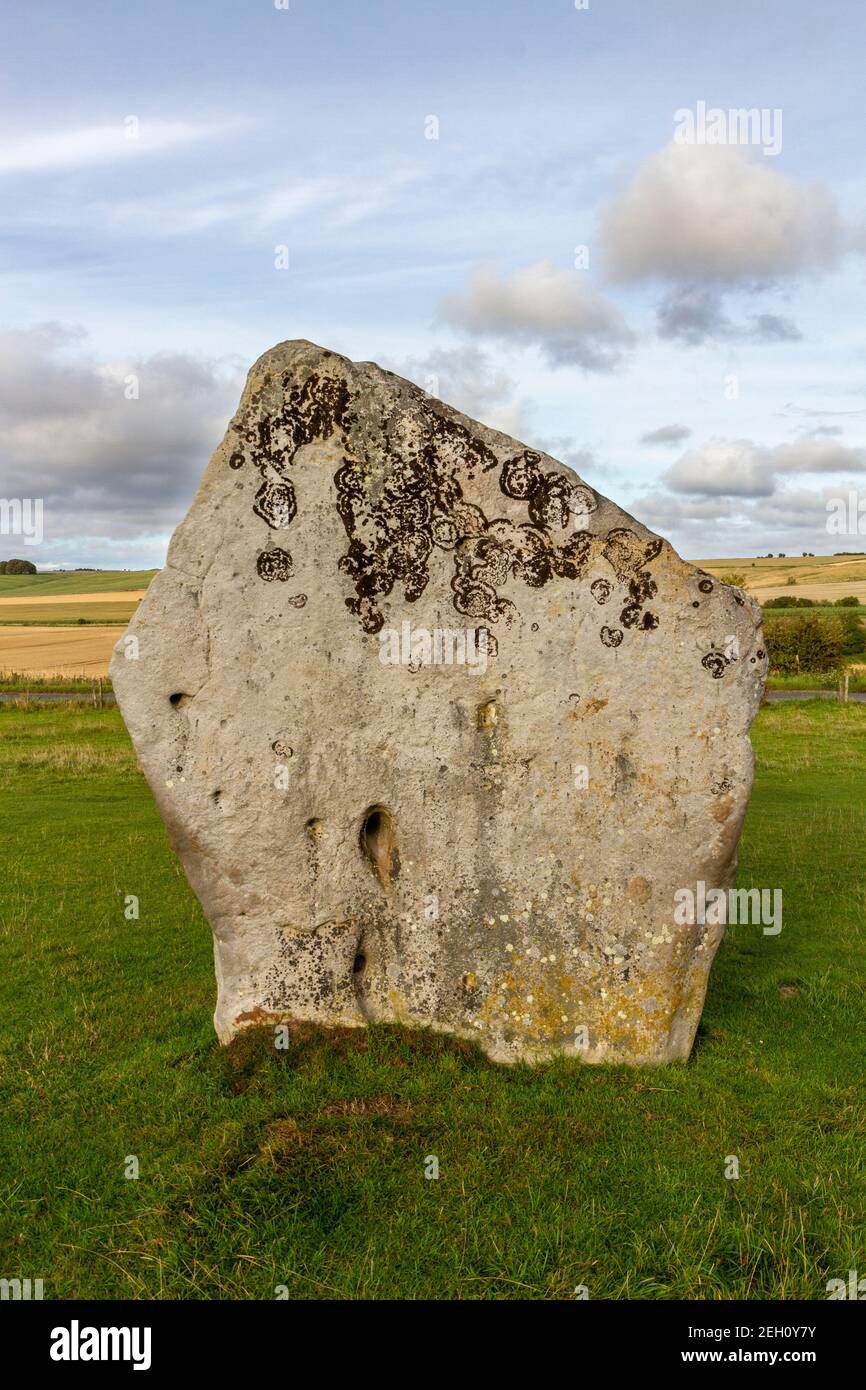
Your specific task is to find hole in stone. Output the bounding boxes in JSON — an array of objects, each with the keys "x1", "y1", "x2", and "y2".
[
  {"x1": 353, "y1": 952, "x2": 366, "y2": 974},
  {"x1": 360, "y1": 805, "x2": 399, "y2": 888},
  {"x1": 169, "y1": 692, "x2": 189, "y2": 708}
]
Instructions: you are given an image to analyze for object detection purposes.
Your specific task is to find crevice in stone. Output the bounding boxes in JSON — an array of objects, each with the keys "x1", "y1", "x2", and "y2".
[{"x1": 352, "y1": 934, "x2": 375, "y2": 1021}]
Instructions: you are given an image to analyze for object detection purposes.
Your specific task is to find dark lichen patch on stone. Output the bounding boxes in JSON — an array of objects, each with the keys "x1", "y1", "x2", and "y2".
[
  {"x1": 702, "y1": 649, "x2": 732, "y2": 679},
  {"x1": 230, "y1": 367, "x2": 674, "y2": 651},
  {"x1": 256, "y1": 547, "x2": 293, "y2": 581},
  {"x1": 333, "y1": 437, "x2": 603, "y2": 634}
]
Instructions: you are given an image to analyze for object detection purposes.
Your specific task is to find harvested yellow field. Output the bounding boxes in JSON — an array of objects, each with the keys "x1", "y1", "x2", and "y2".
[
  {"x1": 0, "y1": 590, "x2": 146, "y2": 606},
  {"x1": 752, "y1": 581, "x2": 866, "y2": 603},
  {"x1": 696, "y1": 555, "x2": 866, "y2": 603},
  {"x1": 0, "y1": 626, "x2": 120, "y2": 677},
  {"x1": 0, "y1": 602, "x2": 138, "y2": 624},
  {"x1": 0, "y1": 589, "x2": 144, "y2": 626}
]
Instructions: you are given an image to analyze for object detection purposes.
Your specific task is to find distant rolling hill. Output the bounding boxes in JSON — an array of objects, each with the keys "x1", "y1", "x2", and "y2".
[
  {"x1": 696, "y1": 554, "x2": 866, "y2": 604},
  {"x1": 0, "y1": 569, "x2": 158, "y2": 597}
]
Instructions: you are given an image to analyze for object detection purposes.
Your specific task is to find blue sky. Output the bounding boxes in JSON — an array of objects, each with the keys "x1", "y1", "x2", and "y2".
[{"x1": 2, "y1": 0, "x2": 865, "y2": 566}]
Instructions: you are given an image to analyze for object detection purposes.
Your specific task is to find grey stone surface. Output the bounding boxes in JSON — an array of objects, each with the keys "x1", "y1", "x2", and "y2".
[{"x1": 111, "y1": 340, "x2": 767, "y2": 1064}]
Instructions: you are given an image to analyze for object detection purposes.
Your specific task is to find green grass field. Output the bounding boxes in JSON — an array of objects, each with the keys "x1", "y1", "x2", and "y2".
[
  {"x1": 0, "y1": 570, "x2": 156, "y2": 598},
  {"x1": 0, "y1": 673, "x2": 110, "y2": 693},
  {"x1": 767, "y1": 670, "x2": 866, "y2": 692},
  {"x1": 0, "y1": 701, "x2": 864, "y2": 1300}
]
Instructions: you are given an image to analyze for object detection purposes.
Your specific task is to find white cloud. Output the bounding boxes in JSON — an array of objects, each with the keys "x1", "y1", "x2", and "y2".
[
  {"x1": 440, "y1": 259, "x2": 634, "y2": 371},
  {"x1": 601, "y1": 141, "x2": 839, "y2": 284},
  {"x1": 664, "y1": 440, "x2": 776, "y2": 497},
  {"x1": 663, "y1": 436, "x2": 866, "y2": 498}
]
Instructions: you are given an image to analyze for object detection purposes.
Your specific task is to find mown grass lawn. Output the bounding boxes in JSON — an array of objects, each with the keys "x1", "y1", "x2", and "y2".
[{"x1": 0, "y1": 701, "x2": 863, "y2": 1300}]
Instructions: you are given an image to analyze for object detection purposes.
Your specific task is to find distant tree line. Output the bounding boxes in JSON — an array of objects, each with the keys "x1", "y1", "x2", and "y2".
[{"x1": 763, "y1": 595, "x2": 861, "y2": 608}]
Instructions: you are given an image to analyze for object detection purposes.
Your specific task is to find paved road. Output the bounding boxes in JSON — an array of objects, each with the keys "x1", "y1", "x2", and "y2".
[{"x1": 764, "y1": 689, "x2": 866, "y2": 702}]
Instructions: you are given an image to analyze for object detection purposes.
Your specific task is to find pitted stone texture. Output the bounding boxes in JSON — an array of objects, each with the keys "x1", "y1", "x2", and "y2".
[{"x1": 111, "y1": 340, "x2": 767, "y2": 1064}]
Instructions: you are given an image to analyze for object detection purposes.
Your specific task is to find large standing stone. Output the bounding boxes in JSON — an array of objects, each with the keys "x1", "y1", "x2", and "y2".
[{"x1": 112, "y1": 340, "x2": 766, "y2": 1064}]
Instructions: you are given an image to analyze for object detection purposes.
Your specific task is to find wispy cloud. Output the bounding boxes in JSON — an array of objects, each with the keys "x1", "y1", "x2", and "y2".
[
  {"x1": 62, "y1": 167, "x2": 424, "y2": 239},
  {"x1": 0, "y1": 119, "x2": 239, "y2": 175},
  {"x1": 640, "y1": 424, "x2": 693, "y2": 447},
  {"x1": 656, "y1": 285, "x2": 802, "y2": 345}
]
